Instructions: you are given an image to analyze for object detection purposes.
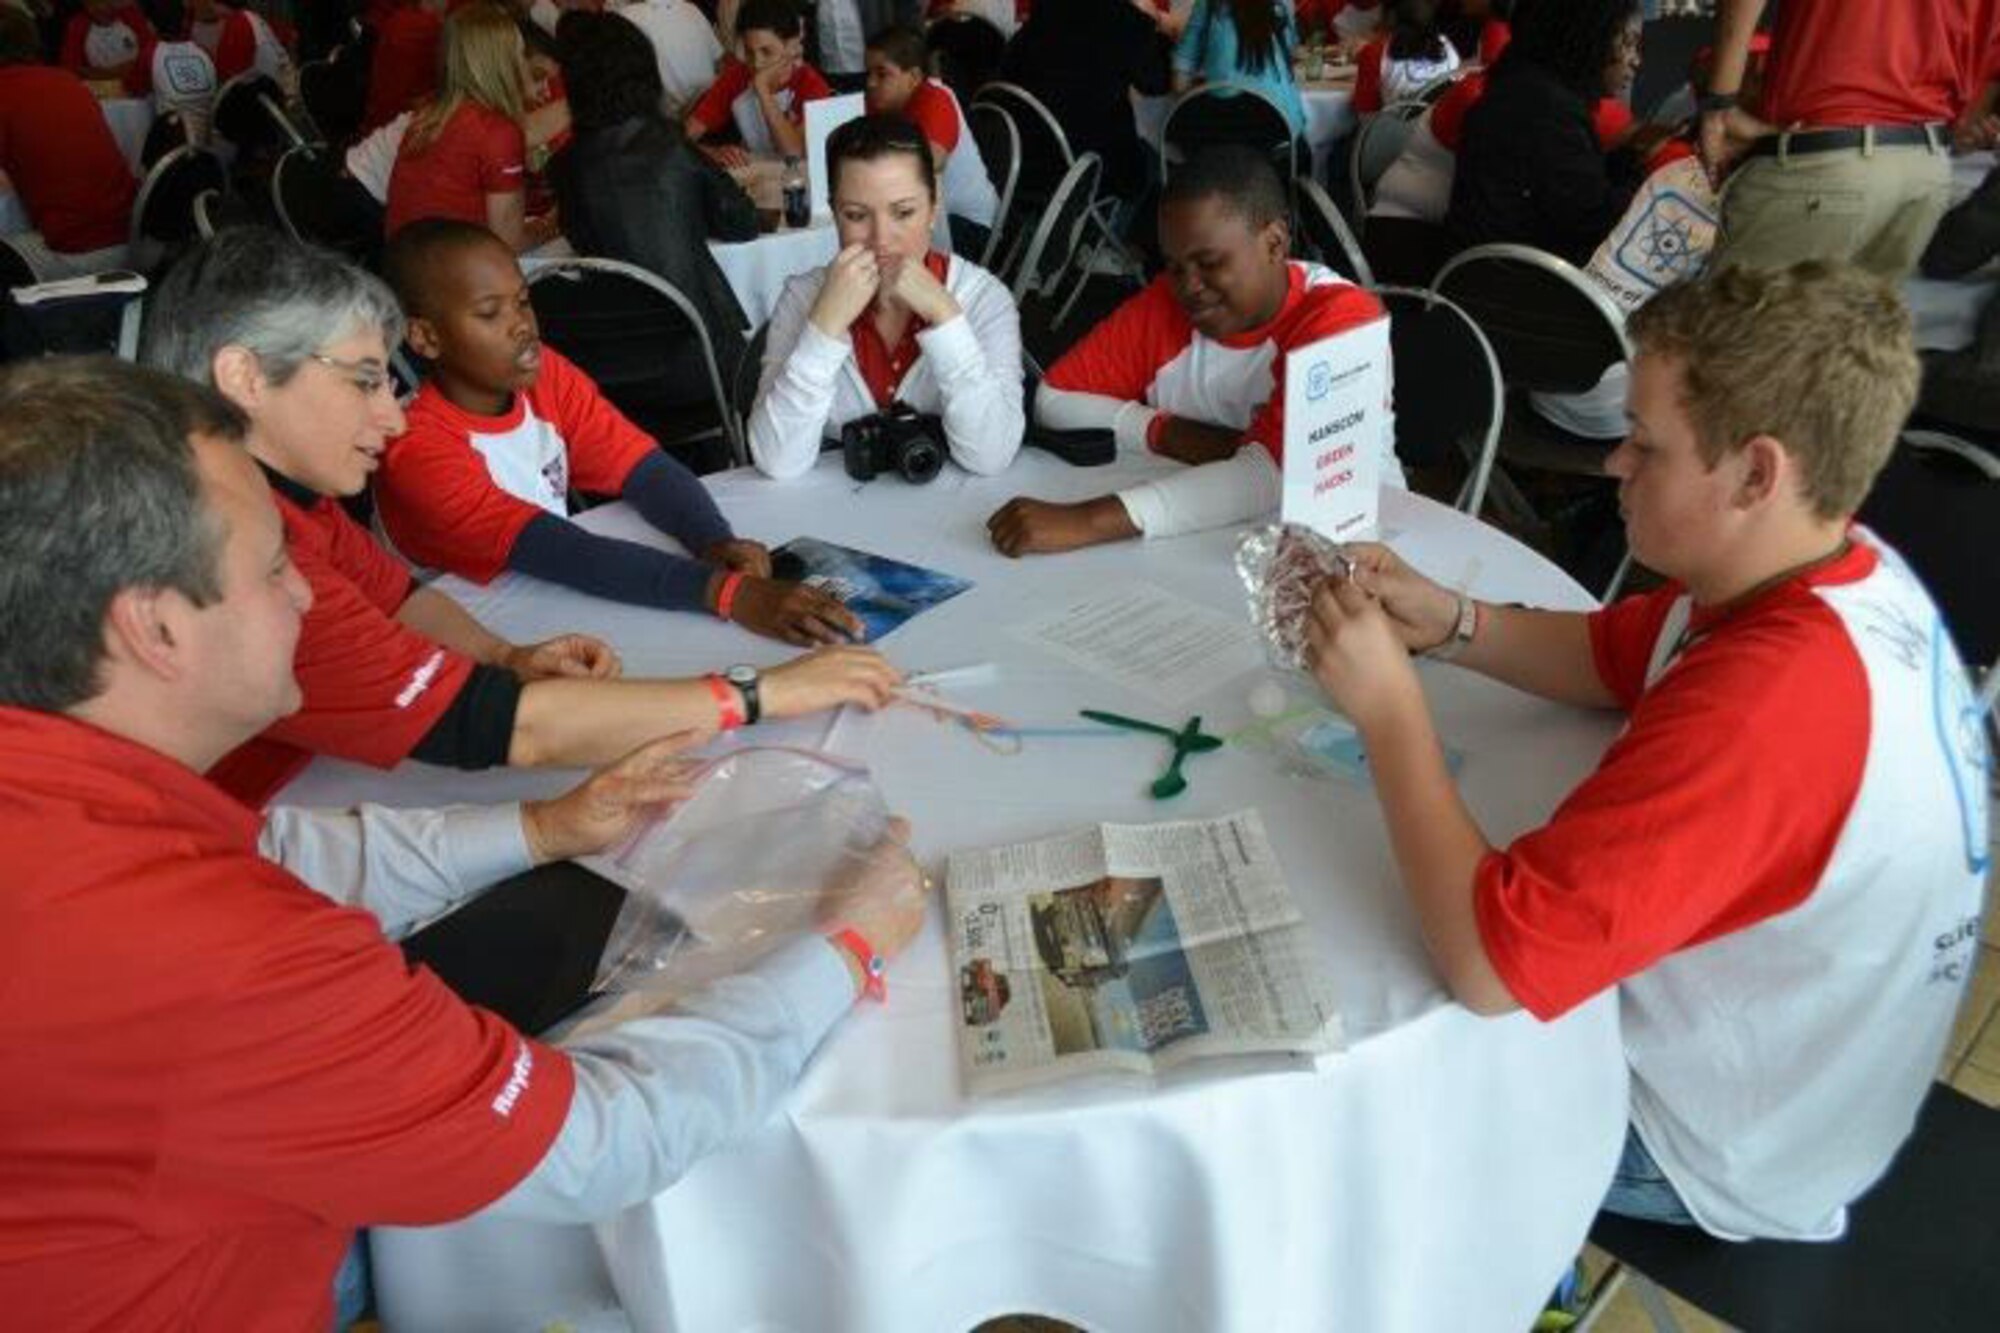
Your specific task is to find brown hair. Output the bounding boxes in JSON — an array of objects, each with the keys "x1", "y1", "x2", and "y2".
[{"x1": 1627, "y1": 262, "x2": 1918, "y2": 520}]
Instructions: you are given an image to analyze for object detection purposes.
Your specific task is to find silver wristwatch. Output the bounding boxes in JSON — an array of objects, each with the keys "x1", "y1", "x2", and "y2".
[{"x1": 1422, "y1": 593, "x2": 1479, "y2": 662}]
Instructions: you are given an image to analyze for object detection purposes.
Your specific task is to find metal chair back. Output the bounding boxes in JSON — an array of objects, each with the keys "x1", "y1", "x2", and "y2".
[
  {"x1": 1296, "y1": 178, "x2": 1374, "y2": 286},
  {"x1": 1374, "y1": 285, "x2": 1503, "y2": 516},
  {"x1": 1433, "y1": 243, "x2": 1630, "y2": 395},
  {"x1": 1010, "y1": 152, "x2": 1102, "y2": 306},
  {"x1": 968, "y1": 101, "x2": 1022, "y2": 275},
  {"x1": 527, "y1": 257, "x2": 744, "y2": 469},
  {"x1": 130, "y1": 146, "x2": 227, "y2": 252},
  {"x1": 1159, "y1": 82, "x2": 1298, "y2": 187},
  {"x1": 1348, "y1": 109, "x2": 1418, "y2": 227}
]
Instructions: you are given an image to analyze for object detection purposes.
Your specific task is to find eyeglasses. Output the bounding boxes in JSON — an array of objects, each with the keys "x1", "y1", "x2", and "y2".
[{"x1": 307, "y1": 352, "x2": 394, "y2": 399}]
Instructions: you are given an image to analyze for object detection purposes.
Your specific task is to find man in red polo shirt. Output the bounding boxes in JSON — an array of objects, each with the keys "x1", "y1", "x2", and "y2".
[
  {"x1": 1699, "y1": 0, "x2": 1998, "y2": 276},
  {"x1": 0, "y1": 357, "x2": 927, "y2": 1331},
  {"x1": 0, "y1": 7, "x2": 136, "y2": 276}
]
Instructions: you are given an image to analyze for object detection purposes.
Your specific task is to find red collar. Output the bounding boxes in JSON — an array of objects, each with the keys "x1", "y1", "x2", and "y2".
[
  {"x1": 0, "y1": 707, "x2": 263, "y2": 846},
  {"x1": 851, "y1": 251, "x2": 951, "y2": 409}
]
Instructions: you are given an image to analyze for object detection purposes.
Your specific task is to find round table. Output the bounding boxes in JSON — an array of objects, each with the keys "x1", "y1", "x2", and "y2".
[{"x1": 282, "y1": 454, "x2": 1627, "y2": 1333}]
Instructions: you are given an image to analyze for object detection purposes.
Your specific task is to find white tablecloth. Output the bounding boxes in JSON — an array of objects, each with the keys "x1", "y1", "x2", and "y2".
[
  {"x1": 708, "y1": 222, "x2": 840, "y2": 331},
  {"x1": 0, "y1": 96, "x2": 153, "y2": 239},
  {"x1": 1135, "y1": 84, "x2": 1358, "y2": 184},
  {"x1": 281, "y1": 455, "x2": 1628, "y2": 1333}
]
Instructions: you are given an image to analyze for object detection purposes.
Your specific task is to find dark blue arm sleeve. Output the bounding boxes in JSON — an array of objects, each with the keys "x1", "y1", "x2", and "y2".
[
  {"x1": 624, "y1": 452, "x2": 734, "y2": 557},
  {"x1": 508, "y1": 512, "x2": 715, "y2": 612}
]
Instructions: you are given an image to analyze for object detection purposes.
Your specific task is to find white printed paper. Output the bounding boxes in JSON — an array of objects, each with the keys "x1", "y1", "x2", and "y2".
[
  {"x1": 1281, "y1": 318, "x2": 1390, "y2": 543},
  {"x1": 1011, "y1": 583, "x2": 1264, "y2": 707},
  {"x1": 804, "y1": 92, "x2": 866, "y2": 223}
]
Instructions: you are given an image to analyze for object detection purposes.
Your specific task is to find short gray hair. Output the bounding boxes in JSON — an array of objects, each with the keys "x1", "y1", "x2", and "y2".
[
  {"x1": 139, "y1": 226, "x2": 406, "y2": 389},
  {"x1": 0, "y1": 358, "x2": 248, "y2": 712}
]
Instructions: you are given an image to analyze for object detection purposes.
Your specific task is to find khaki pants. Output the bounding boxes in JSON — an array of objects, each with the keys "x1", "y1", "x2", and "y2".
[{"x1": 1714, "y1": 132, "x2": 1954, "y2": 278}]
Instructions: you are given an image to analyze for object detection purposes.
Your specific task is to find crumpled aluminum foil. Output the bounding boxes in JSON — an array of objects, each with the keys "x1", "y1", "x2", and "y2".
[{"x1": 1234, "y1": 523, "x2": 1356, "y2": 670}]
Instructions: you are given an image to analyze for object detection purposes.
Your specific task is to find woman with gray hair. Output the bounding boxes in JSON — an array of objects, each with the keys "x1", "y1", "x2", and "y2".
[{"x1": 139, "y1": 226, "x2": 903, "y2": 809}]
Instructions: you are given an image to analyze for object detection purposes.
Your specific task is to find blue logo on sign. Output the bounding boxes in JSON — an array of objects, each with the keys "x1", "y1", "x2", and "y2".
[{"x1": 1305, "y1": 361, "x2": 1331, "y2": 401}]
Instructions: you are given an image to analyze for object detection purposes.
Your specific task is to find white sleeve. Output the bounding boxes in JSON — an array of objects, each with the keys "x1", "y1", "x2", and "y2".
[
  {"x1": 1034, "y1": 383, "x2": 1160, "y2": 454},
  {"x1": 1114, "y1": 445, "x2": 1282, "y2": 539},
  {"x1": 480, "y1": 937, "x2": 857, "y2": 1221},
  {"x1": 257, "y1": 803, "x2": 534, "y2": 940},
  {"x1": 747, "y1": 273, "x2": 849, "y2": 480},
  {"x1": 914, "y1": 273, "x2": 1024, "y2": 475}
]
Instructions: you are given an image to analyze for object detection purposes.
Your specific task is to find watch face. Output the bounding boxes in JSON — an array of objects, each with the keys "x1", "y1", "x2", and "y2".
[{"x1": 726, "y1": 664, "x2": 758, "y2": 686}]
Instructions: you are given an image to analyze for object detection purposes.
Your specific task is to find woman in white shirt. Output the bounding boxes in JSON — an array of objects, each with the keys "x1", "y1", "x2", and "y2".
[{"x1": 748, "y1": 113, "x2": 1025, "y2": 480}]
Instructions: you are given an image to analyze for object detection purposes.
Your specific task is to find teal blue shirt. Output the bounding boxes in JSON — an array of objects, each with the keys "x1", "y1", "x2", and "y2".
[{"x1": 1173, "y1": 0, "x2": 1306, "y2": 136}]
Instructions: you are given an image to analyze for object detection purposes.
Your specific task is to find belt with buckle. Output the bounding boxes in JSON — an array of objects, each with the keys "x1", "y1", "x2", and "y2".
[{"x1": 1749, "y1": 124, "x2": 1945, "y2": 159}]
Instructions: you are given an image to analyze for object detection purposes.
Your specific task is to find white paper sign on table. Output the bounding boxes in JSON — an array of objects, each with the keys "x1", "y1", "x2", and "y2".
[
  {"x1": 1011, "y1": 583, "x2": 1264, "y2": 708},
  {"x1": 1280, "y1": 317, "x2": 1391, "y2": 543},
  {"x1": 804, "y1": 93, "x2": 866, "y2": 223}
]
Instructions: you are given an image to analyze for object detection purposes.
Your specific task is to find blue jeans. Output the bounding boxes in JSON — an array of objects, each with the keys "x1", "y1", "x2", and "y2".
[
  {"x1": 331, "y1": 1232, "x2": 372, "y2": 1331},
  {"x1": 1602, "y1": 1124, "x2": 1697, "y2": 1226}
]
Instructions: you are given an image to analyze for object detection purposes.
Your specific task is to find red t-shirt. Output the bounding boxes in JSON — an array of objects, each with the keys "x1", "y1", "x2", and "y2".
[
  {"x1": 207, "y1": 480, "x2": 475, "y2": 807},
  {"x1": 361, "y1": 3, "x2": 442, "y2": 133},
  {"x1": 849, "y1": 250, "x2": 953, "y2": 408},
  {"x1": 0, "y1": 708, "x2": 572, "y2": 1332},
  {"x1": 1474, "y1": 544, "x2": 1879, "y2": 1020},
  {"x1": 1045, "y1": 262, "x2": 1382, "y2": 463},
  {"x1": 686, "y1": 56, "x2": 833, "y2": 139},
  {"x1": 383, "y1": 101, "x2": 526, "y2": 237},
  {"x1": 1758, "y1": 0, "x2": 1994, "y2": 128},
  {"x1": 0, "y1": 65, "x2": 137, "y2": 252},
  {"x1": 902, "y1": 77, "x2": 962, "y2": 152},
  {"x1": 1430, "y1": 71, "x2": 1630, "y2": 153},
  {"x1": 379, "y1": 348, "x2": 658, "y2": 583}
]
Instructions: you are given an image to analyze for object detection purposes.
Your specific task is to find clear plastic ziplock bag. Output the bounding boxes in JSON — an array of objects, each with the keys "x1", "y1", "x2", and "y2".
[{"x1": 591, "y1": 746, "x2": 897, "y2": 999}]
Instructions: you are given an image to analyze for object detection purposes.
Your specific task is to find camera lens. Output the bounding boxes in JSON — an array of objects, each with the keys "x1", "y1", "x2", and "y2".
[{"x1": 896, "y1": 437, "x2": 944, "y2": 485}]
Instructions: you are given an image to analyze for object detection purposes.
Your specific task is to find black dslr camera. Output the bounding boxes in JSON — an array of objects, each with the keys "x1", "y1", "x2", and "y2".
[{"x1": 841, "y1": 405, "x2": 945, "y2": 485}]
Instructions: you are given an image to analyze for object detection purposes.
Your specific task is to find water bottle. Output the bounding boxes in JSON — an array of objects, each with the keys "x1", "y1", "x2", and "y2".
[{"x1": 782, "y1": 156, "x2": 810, "y2": 230}]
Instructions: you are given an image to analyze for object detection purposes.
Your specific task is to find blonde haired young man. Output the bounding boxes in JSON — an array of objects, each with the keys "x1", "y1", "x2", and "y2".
[{"x1": 1305, "y1": 262, "x2": 1990, "y2": 1241}]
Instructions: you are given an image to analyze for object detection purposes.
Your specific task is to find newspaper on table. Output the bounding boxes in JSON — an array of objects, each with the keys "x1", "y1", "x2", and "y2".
[{"x1": 945, "y1": 810, "x2": 1343, "y2": 1096}]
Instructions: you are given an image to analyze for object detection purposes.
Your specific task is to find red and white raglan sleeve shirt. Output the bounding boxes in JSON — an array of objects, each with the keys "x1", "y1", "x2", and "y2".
[
  {"x1": 1038, "y1": 264, "x2": 1390, "y2": 538},
  {"x1": 377, "y1": 349, "x2": 656, "y2": 584},
  {"x1": 1472, "y1": 580, "x2": 1873, "y2": 1020}
]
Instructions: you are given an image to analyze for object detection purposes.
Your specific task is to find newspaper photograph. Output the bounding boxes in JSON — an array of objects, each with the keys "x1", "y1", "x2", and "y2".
[{"x1": 946, "y1": 811, "x2": 1344, "y2": 1096}]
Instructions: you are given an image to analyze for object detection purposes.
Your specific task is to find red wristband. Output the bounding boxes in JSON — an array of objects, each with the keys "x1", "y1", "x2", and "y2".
[
  {"x1": 714, "y1": 570, "x2": 745, "y2": 621},
  {"x1": 827, "y1": 926, "x2": 887, "y2": 1002},
  {"x1": 706, "y1": 672, "x2": 746, "y2": 730},
  {"x1": 1145, "y1": 411, "x2": 1169, "y2": 453}
]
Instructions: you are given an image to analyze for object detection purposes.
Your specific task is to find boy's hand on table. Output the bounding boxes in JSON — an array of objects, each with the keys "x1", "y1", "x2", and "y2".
[
  {"x1": 986, "y1": 495, "x2": 1137, "y2": 556},
  {"x1": 728, "y1": 574, "x2": 865, "y2": 644}
]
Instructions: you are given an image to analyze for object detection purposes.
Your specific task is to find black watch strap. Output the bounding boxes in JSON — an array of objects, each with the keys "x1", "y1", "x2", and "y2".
[{"x1": 1697, "y1": 90, "x2": 1740, "y2": 114}]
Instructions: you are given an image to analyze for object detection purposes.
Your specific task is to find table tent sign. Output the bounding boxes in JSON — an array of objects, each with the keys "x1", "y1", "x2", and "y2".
[
  {"x1": 1279, "y1": 317, "x2": 1391, "y2": 544},
  {"x1": 804, "y1": 93, "x2": 867, "y2": 225}
]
